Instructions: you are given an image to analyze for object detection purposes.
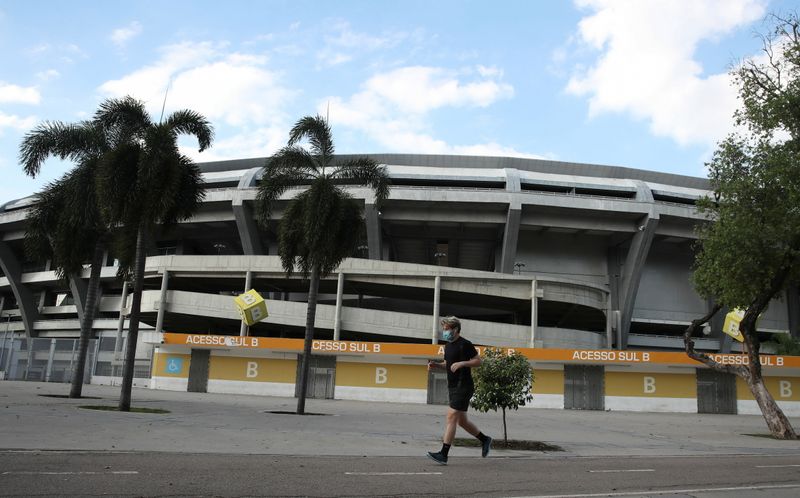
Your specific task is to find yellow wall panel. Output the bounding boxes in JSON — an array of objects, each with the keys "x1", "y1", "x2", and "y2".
[
  {"x1": 209, "y1": 356, "x2": 297, "y2": 383},
  {"x1": 532, "y1": 369, "x2": 563, "y2": 395},
  {"x1": 152, "y1": 352, "x2": 190, "y2": 378},
  {"x1": 606, "y1": 372, "x2": 696, "y2": 398},
  {"x1": 737, "y1": 376, "x2": 800, "y2": 401},
  {"x1": 336, "y1": 362, "x2": 427, "y2": 389}
]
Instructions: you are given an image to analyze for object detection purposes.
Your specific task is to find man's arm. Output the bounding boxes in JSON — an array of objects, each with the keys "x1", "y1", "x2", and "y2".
[
  {"x1": 427, "y1": 360, "x2": 446, "y2": 371},
  {"x1": 450, "y1": 354, "x2": 481, "y2": 372}
]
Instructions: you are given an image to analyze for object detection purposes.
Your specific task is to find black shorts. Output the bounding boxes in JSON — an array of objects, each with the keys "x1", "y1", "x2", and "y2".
[{"x1": 448, "y1": 385, "x2": 474, "y2": 411}]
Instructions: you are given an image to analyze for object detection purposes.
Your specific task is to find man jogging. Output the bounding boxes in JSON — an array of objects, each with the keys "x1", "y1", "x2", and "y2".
[{"x1": 426, "y1": 316, "x2": 492, "y2": 465}]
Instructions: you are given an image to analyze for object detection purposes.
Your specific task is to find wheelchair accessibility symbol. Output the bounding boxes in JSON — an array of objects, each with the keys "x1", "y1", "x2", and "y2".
[{"x1": 166, "y1": 357, "x2": 183, "y2": 373}]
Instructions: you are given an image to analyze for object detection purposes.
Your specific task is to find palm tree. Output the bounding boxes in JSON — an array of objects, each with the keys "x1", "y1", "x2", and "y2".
[
  {"x1": 255, "y1": 115, "x2": 389, "y2": 414},
  {"x1": 19, "y1": 121, "x2": 112, "y2": 398},
  {"x1": 92, "y1": 97, "x2": 213, "y2": 411}
]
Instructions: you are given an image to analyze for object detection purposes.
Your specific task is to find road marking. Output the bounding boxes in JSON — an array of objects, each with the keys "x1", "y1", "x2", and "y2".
[
  {"x1": 756, "y1": 464, "x2": 800, "y2": 468},
  {"x1": 345, "y1": 472, "x2": 442, "y2": 476},
  {"x1": 2, "y1": 471, "x2": 138, "y2": 475},
  {"x1": 587, "y1": 469, "x2": 654, "y2": 473},
  {"x1": 514, "y1": 483, "x2": 800, "y2": 498}
]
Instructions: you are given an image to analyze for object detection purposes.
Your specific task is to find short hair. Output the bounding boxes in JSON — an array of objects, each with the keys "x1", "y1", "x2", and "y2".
[{"x1": 440, "y1": 316, "x2": 461, "y2": 334}]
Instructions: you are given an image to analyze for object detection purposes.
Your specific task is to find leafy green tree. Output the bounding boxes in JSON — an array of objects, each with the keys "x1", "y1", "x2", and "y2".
[
  {"x1": 686, "y1": 12, "x2": 800, "y2": 439},
  {"x1": 471, "y1": 348, "x2": 534, "y2": 443},
  {"x1": 255, "y1": 115, "x2": 389, "y2": 414},
  {"x1": 19, "y1": 121, "x2": 113, "y2": 398},
  {"x1": 92, "y1": 97, "x2": 213, "y2": 411},
  {"x1": 764, "y1": 333, "x2": 800, "y2": 356}
]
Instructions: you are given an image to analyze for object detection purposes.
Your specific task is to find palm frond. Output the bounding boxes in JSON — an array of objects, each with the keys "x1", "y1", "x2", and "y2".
[
  {"x1": 287, "y1": 115, "x2": 334, "y2": 165},
  {"x1": 94, "y1": 96, "x2": 151, "y2": 142},
  {"x1": 331, "y1": 158, "x2": 390, "y2": 206},
  {"x1": 255, "y1": 147, "x2": 316, "y2": 225},
  {"x1": 19, "y1": 121, "x2": 102, "y2": 177},
  {"x1": 164, "y1": 110, "x2": 214, "y2": 151}
]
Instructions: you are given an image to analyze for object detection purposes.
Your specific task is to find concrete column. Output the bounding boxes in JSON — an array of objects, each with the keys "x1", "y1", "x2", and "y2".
[
  {"x1": 115, "y1": 281, "x2": 129, "y2": 359},
  {"x1": 233, "y1": 196, "x2": 264, "y2": 255},
  {"x1": 499, "y1": 202, "x2": 522, "y2": 274},
  {"x1": 0, "y1": 241, "x2": 38, "y2": 337},
  {"x1": 530, "y1": 278, "x2": 538, "y2": 347},
  {"x1": 154, "y1": 271, "x2": 170, "y2": 334},
  {"x1": 432, "y1": 276, "x2": 441, "y2": 344},
  {"x1": 618, "y1": 213, "x2": 659, "y2": 349},
  {"x1": 68, "y1": 276, "x2": 87, "y2": 324},
  {"x1": 606, "y1": 292, "x2": 614, "y2": 349},
  {"x1": 240, "y1": 271, "x2": 253, "y2": 337},
  {"x1": 333, "y1": 272, "x2": 345, "y2": 341},
  {"x1": 365, "y1": 203, "x2": 382, "y2": 260}
]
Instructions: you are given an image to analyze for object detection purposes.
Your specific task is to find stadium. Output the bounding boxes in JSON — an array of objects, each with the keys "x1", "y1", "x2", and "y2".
[{"x1": 1, "y1": 154, "x2": 798, "y2": 414}]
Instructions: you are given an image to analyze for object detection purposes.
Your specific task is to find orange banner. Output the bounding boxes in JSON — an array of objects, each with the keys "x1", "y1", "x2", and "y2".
[{"x1": 160, "y1": 333, "x2": 800, "y2": 368}]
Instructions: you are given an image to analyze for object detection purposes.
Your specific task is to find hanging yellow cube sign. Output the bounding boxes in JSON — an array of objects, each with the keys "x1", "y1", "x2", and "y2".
[
  {"x1": 234, "y1": 289, "x2": 268, "y2": 326},
  {"x1": 722, "y1": 308, "x2": 745, "y2": 342}
]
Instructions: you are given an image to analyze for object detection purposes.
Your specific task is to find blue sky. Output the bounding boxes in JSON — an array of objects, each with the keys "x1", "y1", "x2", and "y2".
[{"x1": 0, "y1": 0, "x2": 796, "y2": 202}]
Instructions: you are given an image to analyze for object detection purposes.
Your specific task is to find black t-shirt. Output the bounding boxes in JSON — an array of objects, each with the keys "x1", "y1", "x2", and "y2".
[{"x1": 444, "y1": 336, "x2": 479, "y2": 388}]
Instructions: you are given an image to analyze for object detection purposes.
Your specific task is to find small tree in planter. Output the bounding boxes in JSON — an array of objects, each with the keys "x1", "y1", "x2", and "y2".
[{"x1": 471, "y1": 348, "x2": 534, "y2": 443}]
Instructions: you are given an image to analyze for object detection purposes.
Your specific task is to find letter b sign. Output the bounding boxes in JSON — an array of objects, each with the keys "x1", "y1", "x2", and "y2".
[{"x1": 234, "y1": 289, "x2": 269, "y2": 326}]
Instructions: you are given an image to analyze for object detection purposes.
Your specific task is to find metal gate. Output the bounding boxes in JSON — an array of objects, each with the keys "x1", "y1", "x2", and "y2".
[
  {"x1": 295, "y1": 354, "x2": 335, "y2": 399},
  {"x1": 564, "y1": 365, "x2": 605, "y2": 410},
  {"x1": 696, "y1": 369, "x2": 737, "y2": 414},
  {"x1": 187, "y1": 349, "x2": 210, "y2": 393},
  {"x1": 427, "y1": 370, "x2": 448, "y2": 405}
]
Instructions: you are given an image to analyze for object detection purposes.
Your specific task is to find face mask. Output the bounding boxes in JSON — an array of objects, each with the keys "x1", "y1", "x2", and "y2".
[{"x1": 442, "y1": 329, "x2": 454, "y2": 341}]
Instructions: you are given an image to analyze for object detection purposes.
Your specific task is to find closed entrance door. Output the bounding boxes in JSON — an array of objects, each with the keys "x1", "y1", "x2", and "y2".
[
  {"x1": 696, "y1": 369, "x2": 737, "y2": 414},
  {"x1": 564, "y1": 365, "x2": 604, "y2": 410},
  {"x1": 295, "y1": 354, "x2": 335, "y2": 399},
  {"x1": 187, "y1": 349, "x2": 210, "y2": 393}
]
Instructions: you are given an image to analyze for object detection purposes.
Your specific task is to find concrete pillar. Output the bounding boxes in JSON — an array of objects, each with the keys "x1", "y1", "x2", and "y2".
[
  {"x1": 499, "y1": 202, "x2": 522, "y2": 274},
  {"x1": 0, "y1": 241, "x2": 38, "y2": 337},
  {"x1": 432, "y1": 276, "x2": 441, "y2": 344},
  {"x1": 606, "y1": 292, "x2": 614, "y2": 349},
  {"x1": 618, "y1": 213, "x2": 659, "y2": 349},
  {"x1": 115, "y1": 280, "x2": 129, "y2": 358},
  {"x1": 240, "y1": 271, "x2": 253, "y2": 337},
  {"x1": 68, "y1": 275, "x2": 88, "y2": 325},
  {"x1": 530, "y1": 278, "x2": 538, "y2": 347},
  {"x1": 365, "y1": 203, "x2": 382, "y2": 260},
  {"x1": 233, "y1": 196, "x2": 264, "y2": 255},
  {"x1": 333, "y1": 272, "x2": 344, "y2": 341},
  {"x1": 154, "y1": 271, "x2": 170, "y2": 334}
]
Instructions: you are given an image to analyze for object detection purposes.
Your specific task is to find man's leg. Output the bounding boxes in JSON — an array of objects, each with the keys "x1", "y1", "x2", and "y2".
[
  {"x1": 459, "y1": 414, "x2": 492, "y2": 457},
  {"x1": 428, "y1": 408, "x2": 462, "y2": 465}
]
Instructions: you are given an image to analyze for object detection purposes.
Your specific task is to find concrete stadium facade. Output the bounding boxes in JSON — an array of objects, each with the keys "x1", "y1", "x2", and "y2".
[{"x1": 1, "y1": 154, "x2": 798, "y2": 412}]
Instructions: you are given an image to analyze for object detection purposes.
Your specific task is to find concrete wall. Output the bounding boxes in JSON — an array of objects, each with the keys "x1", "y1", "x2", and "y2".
[{"x1": 515, "y1": 231, "x2": 608, "y2": 286}]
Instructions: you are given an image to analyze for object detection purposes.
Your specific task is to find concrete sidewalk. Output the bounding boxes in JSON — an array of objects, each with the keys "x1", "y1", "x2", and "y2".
[{"x1": 2, "y1": 381, "x2": 799, "y2": 458}]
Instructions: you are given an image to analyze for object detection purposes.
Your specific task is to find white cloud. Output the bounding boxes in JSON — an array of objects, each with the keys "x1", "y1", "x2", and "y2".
[
  {"x1": 98, "y1": 41, "x2": 296, "y2": 160},
  {"x1": 323, "y1": 65, "x2": 538, "y2": 158},
  {"x1": 111, "y1": 21, "x2": 143, "y2": 47},
  {"x1": 0, "y1": 82, "x2": 41, "y2": 104},
  {"x1": 316, "y1": 21, "x2": 407, "y2": 67},
  {"x1": 0, "y1": 111, "x2": 37, "y2": 131},
  {"x1": 565, "y1": 0, "x2": 766, "y2": 146},
  {"x1": 36, "y1": 69, "x2": 60, "y2": 81}
]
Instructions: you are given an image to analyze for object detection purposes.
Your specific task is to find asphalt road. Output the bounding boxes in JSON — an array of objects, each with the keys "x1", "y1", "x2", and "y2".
[{"x1": 2, "y1": 451, "x2": 800, "y2": 497}]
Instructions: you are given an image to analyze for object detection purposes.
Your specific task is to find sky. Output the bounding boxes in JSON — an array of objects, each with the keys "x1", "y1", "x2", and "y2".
[{"x1": 1, "y1": 0, "x2": 798, "y2": 203}]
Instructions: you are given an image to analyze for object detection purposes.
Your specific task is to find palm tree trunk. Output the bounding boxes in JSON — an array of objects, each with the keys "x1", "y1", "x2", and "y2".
[
  {"x1": 119, "y1": 226, "x2": 147, "y2": 412},
  {"x1": 296, "y1": 264, "x2": 321, "y2": 415},
  {"x1": 69, "y1": 241, "x2": 104, "y2": 398}
]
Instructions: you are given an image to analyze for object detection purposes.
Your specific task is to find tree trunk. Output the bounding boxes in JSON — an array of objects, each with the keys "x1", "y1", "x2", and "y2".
[
  {"x1": 502, "y1": 407, "x2": 508, "y2": 443},
  {"x1": 119, "y1": 226, "x2": 147, "y2": 412},
  {"x1": 296, "y1": 264, "x2": 320, "y2": 415},
  {"x1": 741, "y1": 317, "x2": 797, "y2": 439},
  {"x1": 747, "y1": 371, "x2": 797, "y2": 439},
  {"x1": 69, "y1": 241, "x2": 105, "y2": 398}
]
